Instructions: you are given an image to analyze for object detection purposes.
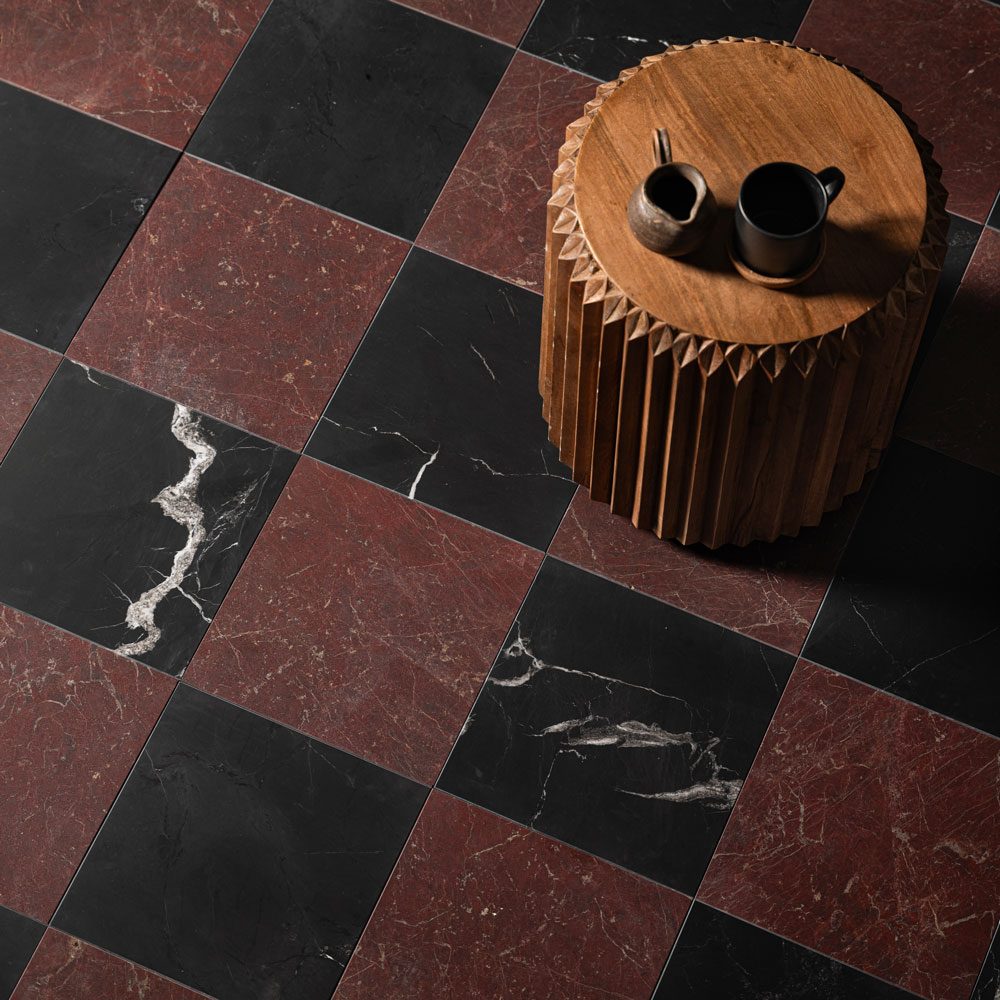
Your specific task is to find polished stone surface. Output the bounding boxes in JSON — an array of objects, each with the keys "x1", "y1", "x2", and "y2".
[
  {"x1": 654, "y1": 904, "x2": 922, "y2": 999},
  {"x1": 53, "y1": 685, "x2": 426, "y2": 1000},
  {"x1": 0, "y1": 906, "x2": 43, "y2": 1000},
  {"x1": 187, "y1": 458, "x2": 540, "y2": 783},
  {"x1": 0, "y1": 83, "x2": 175, "y2": 351},
  {"x1": 550, "y1": 486, "x2": 864, "y2": 655},
  {"x1": 701, "y1": 661, "x2": 1000, "y2": 1000},
  {"x1": 804, "y1": 440, "x2": 1000, "y2": 736},
  {"x1": 0, "y1": 0, "x2": 268, "y2": 147},
  {"x1": 12, "y1": 931, "x2": 204, "y2": 1000},
  {"x1": 338, "y1": 791, "x2": 689, "y2": 999},
  {"x1": 0, "y1": 1, "x2": 995, "y2": 994},
  {"x1": 0, "y1": 607, "x2": 173, "y2": 921},
  {"x1": 306, "y1": 249, "x2": 575, "y2": 548},
  {"x1": 71, "y1": 155, "x2": 407, "y2": 449},
  {"x1": 418, "y1": 52, "x2": 596, "y2": 291},
  {"x1": 0, "y1": 362, "x2": 295, "y2": 675},
  {"x1": 189, "y1": 0, "x2": 510, "y2": 238},
  {"x1": 0, "y1": 334, "x2": 57, "y2": 463},
  {"x1": 440, "y1": 558, "x2": 794, "y2": 893},
  {"x1": 394, "y1": 0, "x2": 540, "y2": 44}
]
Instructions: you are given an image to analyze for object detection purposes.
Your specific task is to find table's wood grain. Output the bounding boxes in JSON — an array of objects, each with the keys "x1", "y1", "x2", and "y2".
[{"x1": 540, "y1": 38, "x2": 948, "y2": 547}]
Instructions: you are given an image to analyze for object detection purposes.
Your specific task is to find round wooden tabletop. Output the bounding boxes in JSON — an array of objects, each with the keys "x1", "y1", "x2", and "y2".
[{"x1": 573, "y1": 40, "x2": 927, "y2": 346}]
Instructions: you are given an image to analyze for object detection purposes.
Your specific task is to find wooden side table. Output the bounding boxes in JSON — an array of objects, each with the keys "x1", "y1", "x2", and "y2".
[{"x1": 540, "y1": 38, "x2": 947, "y2": 548}]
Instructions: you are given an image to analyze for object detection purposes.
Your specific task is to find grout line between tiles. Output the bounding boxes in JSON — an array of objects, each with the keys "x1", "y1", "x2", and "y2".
[
  {"x1": 384, "y1": 0, "x2": 517, "y2": 48},
  {"x1": 644, "y1": 898, "x2": 696, "y2": 1000},
  {"x1": 967, "y1": 923, "x2": 1000, "y2": 1000},
  {"x1": 410, "y1": 54, "x2": 519, "y2": 250},
  {"x1": 59, "y1": 357, "x2": 295, "y2": 454},
  {"x1": 12, "y1": 928, "x2": 218, "y2": 1000},
  {"x1": 542, "y1": 551, "x2": 802, "y2": 659},
  {"x1": 43, "y1": 682, "x2": 181, "y2": 929},
  {"x1": 299, "y1": 243, "x2": 417, "y2": 459},
  {"x1": 183, "y1": 152, "x2": 414, "y2": 248},
  {"x1": 699, "y1": 898, "x2": 933, "y2": 1000},
  {"x1": 432, "y1": 786, "x2": 689, "y2": 897},
  {"x1": 174, "y1": 675, "x2": 427, "y2": 791},
  {"x1": 430, "y1": 555, "x2": 547, "y2": 784},
  {"x1": 521, "y1": 47, "x2": 607, "y2": 83},
  {"x1": 414, "y1": 241, "x2": 545, "y2": 296},
  {"x1": 0, "y1": 75, "x2": 184, "y2": 152},
  {"x1": 0, "y1": 353, "x2": 62, "y2": 473}
]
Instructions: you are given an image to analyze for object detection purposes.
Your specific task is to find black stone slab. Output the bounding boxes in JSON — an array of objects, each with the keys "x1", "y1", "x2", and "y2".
[
  {"x1": 654, "y1": 904, "x2": 922, "y2": 999},
  {"x1": 439, "y1": 557, "x2": 794, "y2": 894},
  {"x1": 53, "y1": 684, "x2": 427, "y2": 1000},
  {"x1": 0, "y1": 361, "x2": 295, "y2": 675},
  {"x1": 0, "y1": 81, "x2": 176, "y2": 351},
  {"x1": 306, "y1": 249, "x2": 575, "y2": 548},
  {"x1": 804, "y1": 438, "x2": 1000, "y2": 737},
  {"x1": 189, "y1": 0, "x2": 510, "y2": 239}
]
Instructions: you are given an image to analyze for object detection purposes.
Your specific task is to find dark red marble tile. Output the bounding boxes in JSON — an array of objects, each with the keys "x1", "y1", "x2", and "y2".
[
  {"x1": 0, "y1": 606, "x2": 173, "y2": 921},
  {"x1": 12, "y1": 930, "x2": 204, "y2": 1000},
  {"x1": 416, "y1": 52, "x2": 596, "y2": 291},
  {"x1": 393, "y1": 0, "x2": 540, "y2": 44},
  {"x1": 70, "y1": 156, "x2": 407, "y2": 450},
  {"x1": 549, "y1": 489, "x2": 863, "y2": 655},
  {"x1": 336, "y1": 790, "x2": 689, "y2": 1000},
  {"x1": 700, "y1": 660, "x2": 1000, "y2": 1000},
  {"x1": 0, "y1": 0, "x2": 267, "y2": 148},
  {"x1": 186, "y1": 458, "x2": 540, "y2": 784},
  {"x1": 795, "y1": 0, "x2": 1000, "y2": 223},
  {"x1": 899, "y1": 228, "x2": 1000, "y2": 475},
  {"x1": 0, "y1": 333, "x2": 57, "y2": 462}
]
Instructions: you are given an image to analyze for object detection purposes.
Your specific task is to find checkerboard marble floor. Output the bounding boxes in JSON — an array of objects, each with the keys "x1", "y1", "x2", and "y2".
[{"x1": 0, "y1": 1, "x2": 997, "y2": 998}]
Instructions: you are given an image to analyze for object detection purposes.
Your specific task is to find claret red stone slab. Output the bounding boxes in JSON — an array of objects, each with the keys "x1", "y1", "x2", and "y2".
[
  {"x1": 0, "y1": 332, "x2": 57, "y2": 462},
  {"x1": 417, "y1": 51, "x2": 597, "y2": 291},
  {"x1": 0, "y1": 0, "x2": 268, "y2": 148},
  {"x1": 0, "y1": 606, "x2": 173, "y2": 921},
  {"x1": 700, "y1": 660, "x2": 1000, "y2": 1000},
  {"x1": 70, "y1": 155, "x2": 407, "y2": 450},
  {"x1": 186, "y1": 458, "x2": 540, "y2": 784},
  {"x1": 335, "y1": 791, "x2": 689, "y2": 999},
  {"x1": 549, "y1": 489, "x2": 863, "y2": 654},
  {"x1": 12, "y1": 930, "x2": 206, "y2": 1000}
]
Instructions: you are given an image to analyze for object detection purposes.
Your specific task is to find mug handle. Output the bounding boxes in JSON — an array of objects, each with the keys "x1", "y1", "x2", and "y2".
[
  {"x1": 652, "y1": 128, "x2": 672, "y2": 167},
  {"x1": 817, "y1": 166, "x2": 845, "y2": 203}
]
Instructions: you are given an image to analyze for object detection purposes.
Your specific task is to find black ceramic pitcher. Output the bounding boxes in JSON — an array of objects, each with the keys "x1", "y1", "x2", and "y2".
[{"x1": 734, "y1": 162, "x2": 845, "y2": 277}]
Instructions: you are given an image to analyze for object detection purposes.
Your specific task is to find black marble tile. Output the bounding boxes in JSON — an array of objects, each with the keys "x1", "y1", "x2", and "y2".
[
  {"x1": 804, "y1": 439, "x2": 1000, "y2": 736},
  {"x1": 0, "y1": 81, "x2": 175, "y2": 351},
  {"x1": 0, "y1": 361, "x2": 295, "y2": 676},
  {"x1": 438, "y1": 558, "x2": 794, "y2": 894},
  {"x1": 522, "y1": 0, "x2": 812, "y2": 81},
  {"x1": 654, "y1": 904, "x2": 921, "y2": 999},
  {"x1": 306, "y1": 249, "x2": 575, "y2": 548},
  {"x1": 987, "y1": 190, "x2": 1000, "y2": 232},
  {"x1": 907, "y1": 212, "x2": 982, "y2": 383},
  {"x1": 971, "y1": 926, "x2": 1000, "y2": 1000},
  {"x1": 0, "y1": 906, "x2": 43, "y2": 1000},
  {"x1": 53, "y1": 684, "x2": 426, "y2": 1000},
  {"x1": 188, "y1": 0, "x2": 510, "y2": 240}
]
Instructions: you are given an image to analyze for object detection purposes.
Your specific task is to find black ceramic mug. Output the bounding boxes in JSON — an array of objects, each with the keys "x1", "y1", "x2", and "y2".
[{"x1": 734, "y1": 162, "x2": 845, "y2": 278}]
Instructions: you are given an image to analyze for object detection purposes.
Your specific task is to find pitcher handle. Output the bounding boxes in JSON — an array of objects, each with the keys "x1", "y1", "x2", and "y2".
[
  {"x1": 817, "y1": 166, "x2": 845, "y2": 203},
  {"x1": 652, "y1": 128, "x2": 672, "y2": 167}
]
